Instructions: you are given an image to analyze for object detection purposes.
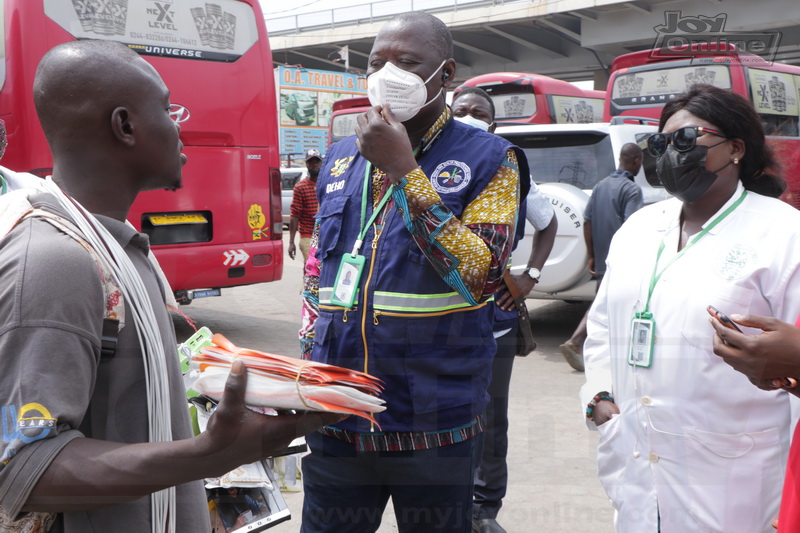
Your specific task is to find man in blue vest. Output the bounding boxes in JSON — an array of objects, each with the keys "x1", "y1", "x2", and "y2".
[{"x1": 298, "y1": 11, "x2": 528, "y2": 533}]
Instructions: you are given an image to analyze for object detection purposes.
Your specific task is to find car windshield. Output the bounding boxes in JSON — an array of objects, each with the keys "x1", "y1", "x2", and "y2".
[{"x1": 505, "y1": 131, "x2": 615, "y2": 190}]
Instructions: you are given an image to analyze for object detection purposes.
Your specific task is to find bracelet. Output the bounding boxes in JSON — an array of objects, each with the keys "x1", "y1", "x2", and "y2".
[{"x1": 586, "y1": 391, "x2": 614, "y2": 420}]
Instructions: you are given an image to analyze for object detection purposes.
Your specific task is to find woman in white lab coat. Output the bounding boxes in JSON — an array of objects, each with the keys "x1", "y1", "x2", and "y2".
[{"x1": 581, "y1": 84, "x2": 800, "y2": 533}]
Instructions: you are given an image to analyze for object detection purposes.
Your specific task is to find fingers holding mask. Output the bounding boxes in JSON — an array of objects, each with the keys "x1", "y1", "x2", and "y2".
[{"x1": 356, "y1": 104, "x2": 416, "y2": 182}]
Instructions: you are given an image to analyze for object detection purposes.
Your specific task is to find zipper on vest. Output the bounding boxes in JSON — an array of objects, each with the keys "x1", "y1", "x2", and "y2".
[
  {"x1": 342, "y1": 306, "x2": 357, "y2": 323},
  {"x1": 361, "y1": 231, "x2": 382, "y2": 432}
]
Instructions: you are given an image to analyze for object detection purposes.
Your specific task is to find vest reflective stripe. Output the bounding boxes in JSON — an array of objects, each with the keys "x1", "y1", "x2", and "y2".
[{"x1": 320, "y1": 287, "x2": 487, "y2": 312}]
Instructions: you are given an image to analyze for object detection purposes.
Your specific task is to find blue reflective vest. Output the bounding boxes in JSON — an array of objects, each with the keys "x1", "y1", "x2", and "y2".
[{"x1": 311, "y1": 118, "x2": 527, "y2": 433}]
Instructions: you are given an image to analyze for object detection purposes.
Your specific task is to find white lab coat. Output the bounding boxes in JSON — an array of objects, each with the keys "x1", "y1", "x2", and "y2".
[{"x1": 581, "y1": 182, "x2": 800, "y2": 533}]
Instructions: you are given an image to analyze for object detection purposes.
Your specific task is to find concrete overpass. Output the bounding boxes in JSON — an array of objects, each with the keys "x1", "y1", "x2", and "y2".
[{"x1": 266, "y1": 0, "x2": 800, "y2": 88}]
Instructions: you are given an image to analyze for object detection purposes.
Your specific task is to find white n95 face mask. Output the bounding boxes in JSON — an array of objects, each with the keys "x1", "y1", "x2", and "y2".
[
  {"x1": 454, "y1": 114, "x2": 490, "y2": 131},
  {"x1": 367, "y1": 60, "x2": 446, "y2": 123}
]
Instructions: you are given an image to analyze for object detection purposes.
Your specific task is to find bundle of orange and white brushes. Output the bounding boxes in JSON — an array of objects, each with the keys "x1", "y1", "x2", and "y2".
[{"x1": 190, "y1": 334, "x2": 386, "y2": 426}]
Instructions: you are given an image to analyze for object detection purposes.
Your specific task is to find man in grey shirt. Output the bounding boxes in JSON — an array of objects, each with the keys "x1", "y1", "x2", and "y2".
[
  {"x1": 559, "y1": 143, "x2": 643, "y2": 371},
  {"x1": 0, "y1": 40, "x2": 340, "y2": 532}
]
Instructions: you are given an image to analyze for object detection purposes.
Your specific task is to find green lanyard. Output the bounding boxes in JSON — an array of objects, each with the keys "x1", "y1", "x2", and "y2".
[
  {"x1": 350, "y1": 163, "x2": 394, "y2": 256},
  {"x1": 640, "y1": 189, "x2": 747, "y2": 317}
]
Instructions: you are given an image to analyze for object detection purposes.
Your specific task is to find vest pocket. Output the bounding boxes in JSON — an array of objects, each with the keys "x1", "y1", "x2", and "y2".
[
  {"x1": 402, "y1": 313, "x2": 493, "y2": 415},
  {"x1": 315, "y1": 195, "x2": 349, "y2": 263}
]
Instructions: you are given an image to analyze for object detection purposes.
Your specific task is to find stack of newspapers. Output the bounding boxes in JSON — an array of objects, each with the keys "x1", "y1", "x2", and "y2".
[{"x1": 187, "y1": 331, "x2": 386, "y2": 426}]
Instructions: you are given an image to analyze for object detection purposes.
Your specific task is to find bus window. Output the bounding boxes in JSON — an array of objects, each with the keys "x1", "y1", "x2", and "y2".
[
  {"x1": 549, "y1": 95, "x2": 604, "y2": 123},
  {"x1": 328, "y1": 96, "x2": 370, "y2": 145},
  {"x1": 3, "y1": 0, "x2": 282, "y2": 303},
  {"x1": 747, "y1": 69, "x2": 800, "y2": 137},
  {"x1": 610, "y1": 64, "x2": 732, "y2": 109},
  {"x1": 330, "y1": 112, "x2": 361, "y2": 144},
  {"x1": 492, "y1": 92, "x2": 537, "y2": 121},
  {"x1": 512, "y1": 131, "x2": 615, "y2": 190},
  {"x1": 458, "y1": 72, "x2": 605, "y2": 125}
]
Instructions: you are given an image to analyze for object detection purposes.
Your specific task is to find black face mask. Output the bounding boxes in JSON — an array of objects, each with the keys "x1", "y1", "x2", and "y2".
[{"x1": 656, "y1": 145, "x2": 732, "y2": 203}]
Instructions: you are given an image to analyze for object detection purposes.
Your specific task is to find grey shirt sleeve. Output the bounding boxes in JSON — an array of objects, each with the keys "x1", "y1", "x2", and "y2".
[
  {"x1": 0, "y1": 219, "x2": 103, "y2": 519},
  {"x1": 623, "y1": 183, "x2": 644, "y2": 221}
]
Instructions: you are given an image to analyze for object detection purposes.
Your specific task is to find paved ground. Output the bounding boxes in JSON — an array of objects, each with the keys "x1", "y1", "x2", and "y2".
[{"x1": 174, "y1": 234, "x2": 615, "y2": 532}]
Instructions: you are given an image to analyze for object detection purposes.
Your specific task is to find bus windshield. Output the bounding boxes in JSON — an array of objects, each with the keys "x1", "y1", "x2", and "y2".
[
  {"x1": 610, "y1": 64, "x2": 732, "y2": 108},
  {"x1": 479, "y1": 83, "x2": 538, "y2": 121}
]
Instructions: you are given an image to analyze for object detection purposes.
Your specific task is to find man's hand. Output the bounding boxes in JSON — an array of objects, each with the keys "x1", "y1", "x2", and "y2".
[
  {"x1": 288, "y1": 241, "x2": 297, "y2": 260},
  {"x1": 592, "y1": 400, "x2": 619, "y2": 426},
  {"x1": 199, "y1": 361, "x2": 345, "y2": 476},
  {"x1": 710, "y1": 314, "x2": 800, "y2": 386},
  {"x1": 588, "y1": 256, "x2": 596, "y2": 276},
  {"x1": 355, "y1": 104, "x2": 418, "y2": 184},
  {"x1": 495, "y1": 275, "x2": 536, "y2": 311}
]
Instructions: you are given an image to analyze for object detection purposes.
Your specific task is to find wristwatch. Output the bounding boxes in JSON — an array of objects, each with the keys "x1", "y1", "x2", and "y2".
[{"x1": 523, "y1": 267, "x2": 541, "y2": 281}]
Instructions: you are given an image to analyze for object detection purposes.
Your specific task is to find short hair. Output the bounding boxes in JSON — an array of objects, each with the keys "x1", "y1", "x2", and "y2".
[
  {"x1": 620, "y1": 142, "x2": 643, "y2": 159},
  {"x1": 34, "y1": 40, "x2": 147, "y2": 147},
  {"x1": 660, "y1": 84, "x2": 785, "y2": 198},
  {"x1": 392, "y1": 12, "x2": 453, "y2": 60},
  {"x1": 452, "y1": 86, "x2": 495, "y2": 121}
]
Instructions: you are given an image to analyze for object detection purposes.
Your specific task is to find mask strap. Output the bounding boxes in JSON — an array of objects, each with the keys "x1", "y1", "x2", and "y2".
[
  {"x1": 415, "y1": 60, "x2": 447, "y2": 111},
  {"x1": 420, "y1": 88, "x2": 443, "y2": 110},
  {"x1": 711, "y1": 159, "x2": 734, "y2": 175},
  {"x1": 422, "y1": 60, "x2": 447, "y2": 85}
]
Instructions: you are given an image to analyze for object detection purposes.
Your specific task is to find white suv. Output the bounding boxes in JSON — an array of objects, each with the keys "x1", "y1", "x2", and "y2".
[{"x1": 497, "y1": 121, "x2": 665, "y2": 301}]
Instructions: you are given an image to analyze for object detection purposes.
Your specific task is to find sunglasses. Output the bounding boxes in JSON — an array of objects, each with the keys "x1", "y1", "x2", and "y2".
[{"x1": 646, "y1": 126, "x2": 728, "y2": 158}]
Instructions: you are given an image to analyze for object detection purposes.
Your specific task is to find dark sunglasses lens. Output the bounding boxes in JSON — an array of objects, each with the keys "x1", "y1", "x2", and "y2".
[
  {"x1": 647, "y1": 134, "x2": 668, "y2": 157},
  {"x1": 672, "y1": 127, "x2": 697, "y2": 152}
]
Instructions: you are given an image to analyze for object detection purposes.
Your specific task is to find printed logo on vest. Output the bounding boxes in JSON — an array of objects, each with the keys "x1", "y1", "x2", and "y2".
[
  {"x1": 430, "y1": 160, "x2": 471, "y2": 194},
  {"x1": 330, "y1": 156, "x2": 355, "y2": 178},
  {"x1": 326, "y1": 180, "x2": 345, "y2": 193}
]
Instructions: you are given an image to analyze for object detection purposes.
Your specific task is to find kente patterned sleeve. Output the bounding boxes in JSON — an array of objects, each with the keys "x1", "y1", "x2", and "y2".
[{"x1": 392, "y1": 149, "x2": 520, "y2": 305}]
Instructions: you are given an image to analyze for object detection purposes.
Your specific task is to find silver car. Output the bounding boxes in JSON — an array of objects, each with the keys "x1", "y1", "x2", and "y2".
[{"x1": 280, "y1": 167, "x2": 308, "y2": 228}]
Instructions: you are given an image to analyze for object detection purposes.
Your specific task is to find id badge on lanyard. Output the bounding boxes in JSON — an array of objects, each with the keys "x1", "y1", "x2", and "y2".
[
  {"x1": 330, "y1": 254, "x2": 365, "y2": 308},
  {"x1": 328, "y1": 162, "x2": 393, "y2": 308},
  {"x1": 628, "y1": 312, "x2": 655, "y2": 367}
]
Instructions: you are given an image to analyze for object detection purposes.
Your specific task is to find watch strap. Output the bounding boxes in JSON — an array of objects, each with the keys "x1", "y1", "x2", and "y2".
[{"x1": 525, "y1": 267, "x2": 541, "y2": 281}]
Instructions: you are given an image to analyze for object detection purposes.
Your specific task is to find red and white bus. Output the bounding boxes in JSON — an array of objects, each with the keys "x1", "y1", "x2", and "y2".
[
  {"x1": 457, "y1": 72, "x2": 605, "y2": 125},
  {"x1": 0, "y1": 0, "x2": 283, "y2": 303},
  {"x1": 604, "y1": 47, "x2": 800, "y2": 208}
]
